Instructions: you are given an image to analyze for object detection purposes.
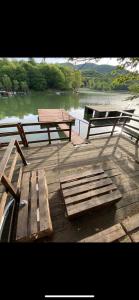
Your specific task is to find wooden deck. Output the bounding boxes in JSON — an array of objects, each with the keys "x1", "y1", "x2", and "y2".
[
  {"x1": 38, "y1": 109, "x2": 75, "y2": 123},
  {"x1": 1, "y1": 133, "x2": 139, "y2": 242},
  {"x1": 58, "y1": 123, "x2": 86, "y2": 145}
]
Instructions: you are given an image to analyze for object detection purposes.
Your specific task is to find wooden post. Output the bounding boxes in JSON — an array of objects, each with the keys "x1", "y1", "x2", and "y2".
[
  {"x1": 86, "y1": 120, "x2": 91, "y2": 139},
  {"x1": 69, "y1": 123, "x2": 72, "y2": 142},
  {"x1": 47, "y1": 125, "x2": 51, "y2": 144},
  {"x1": 17, "y1": 123, "x2": 28, "y2": 147},
  {"x1": 1, "y1": 174, "x2": 20, "y2": 202},
  {"x1": 15, "y1": 140, "x2": 27, "y2": 166},
  {"x1": 111, "y1": 118, "x2": 118, "y2": 136}
]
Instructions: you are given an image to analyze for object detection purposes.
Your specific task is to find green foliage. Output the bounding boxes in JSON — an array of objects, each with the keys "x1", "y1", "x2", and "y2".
[
  {"x1": 13, "y1": 80, "x2": 19, "y2": 91},
  {"x1": 0, "y1": 60, "x2": 83, "y2": 91},
  {"x1": 20, "y1": 81, "x2": 28, "y2": 92},
  {"x1": 72, "y1": 70, "x2": 82, "y2": 90},
  {"x1": 2, "y1": 75, "x2": 12, "y2": 91},
  {"x1": 128, "y1": 83, "x2": 139, "y2": 93},
  {"x1": 0, "y1": 81, "x2": 3, "y2": 90}
]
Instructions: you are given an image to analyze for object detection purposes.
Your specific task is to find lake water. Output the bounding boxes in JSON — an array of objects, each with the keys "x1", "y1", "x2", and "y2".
[{"x1": 0, "y1": 88, "x2": 139, "y2": 143}]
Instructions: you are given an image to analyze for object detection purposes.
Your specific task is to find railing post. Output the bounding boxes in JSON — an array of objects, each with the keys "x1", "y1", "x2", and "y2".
[
  {"x1": 86, "y1": 120, "x2": 91, "y2": 139},
  {"x1": 69, "y1": 122, "x2": 72, "y2": 142},
  {"x1": 15, "y1": 140, "x2": 28, "y2": 166},
  {"x1": 47, "y1": 125, "x2": 51, "y2": 144},
  {"x1": 17, "y1": 123, "x2": 28, "y2": 147},
  {"x1": 111, "y1": 118, "x2": 118, "y2": 136}
]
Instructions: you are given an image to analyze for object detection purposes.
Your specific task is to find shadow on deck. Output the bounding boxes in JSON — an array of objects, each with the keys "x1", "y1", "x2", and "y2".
[{"x1": 1, "y1": 133, "x2": 139, "y2": 242}]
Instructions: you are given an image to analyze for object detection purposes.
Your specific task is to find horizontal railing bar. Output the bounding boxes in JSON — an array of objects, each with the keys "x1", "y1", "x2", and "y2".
[
  {"x1": 0, "y1": 132, "x2": 19, "y2": 137},
  {"x1": 0, "y1": 123, "x2": 18, "y2": 128},
  {"x1": 22, "y1": 121, "x2": 73, "y2": 126},
  {"x1": 88, "y1": 130, "x2": 118, "y2": 136},
  {"x1": 90, "y1": 124, "x2": 114, "y2": 128},
  {"x1": 121, "y1": 123, "x2": 139, "y2": 132},
  {"x1": 24, "y1": 129, "x2": 70, "y2": 135},
  {"x1": 90, "y1": 116, "x2": 131, "y2": 121}
]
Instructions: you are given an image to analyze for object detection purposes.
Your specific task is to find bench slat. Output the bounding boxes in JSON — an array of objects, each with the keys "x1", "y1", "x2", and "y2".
[
  {"x1": 38, "y1": 170, "x2": 52, "y2": 236},
  {"x1": 30, "y1": 171, "x2": 38, "y2": 236},
  {"x1": 16, "y1": 172, "x2": 30, "y2": 241}
]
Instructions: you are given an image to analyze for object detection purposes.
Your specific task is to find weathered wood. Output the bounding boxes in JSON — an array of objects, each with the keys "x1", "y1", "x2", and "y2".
[
  {"x1": 63, "y1": 177, "x2": 113, "y2": 198},
  {"x1": 16, "y1": 172, "x2": 30, "y2": 241},
  {"x1": 67, "y1": 190, "x2": 122, "y2": 218},
  {"x1": 17, "y1": 123, "x2": 28, "y2": 147},
  {"x1": 0, "y1": 139, "x2": 15, "y2": 180},
  {"x1": 65, "y1": 184, "x2": 117, "y2": 206},
  {"x1": 61, "y1": 172, "x2": 108, "y2": 189},
  {"x1": 60, "y1": 168, "x2": 104, "y2": 183},
  {"x1": 122, "y1": 213, "x2": 139, "y2": 233},
  {"x1": 0, "y1": 152, "x2": 18, "y2": 221},
  {"x1": 58, "y1": 123, "x2": 85, "y2": 145},
  {"x1": 38, "y1": 169, "x2": 53, "y2": 236},
  {"x1": 79, "y1": 224, "x2": 126, "y2": 242},
  {"x1": 15, "y1": 140, "x2": 27, "y2": 165},
  {"x1": 130, "y1": 231, "x2": 139, "y2": 242},
  {"x1": 30, "y1": 171, "x2": 38, "y2": 236},
  {"x1": 1, "y1": 174, "x2": 20, "y2": 202}
]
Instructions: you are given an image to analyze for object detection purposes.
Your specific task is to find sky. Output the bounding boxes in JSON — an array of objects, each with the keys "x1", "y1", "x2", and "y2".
[
  {"x1": 10, "y1": 57, "x2": 119, "y2": 65},
  {"x1": 7, "y1": 57, "x2": 139, "y2": 71}
]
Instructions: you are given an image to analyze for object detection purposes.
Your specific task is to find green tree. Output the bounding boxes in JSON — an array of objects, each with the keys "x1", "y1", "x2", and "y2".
[
  {"x1": 0, "y1": 81, "x2": 3, "y2": 90},
  {"x1": 20, "y1": 81, "x2": 28, "y2": 92},
  {"x1": 72, "y1": 70, "x2": 82, "y2": 91},
  {"x1": 13, "y1": 80, "x2": 19, "y2": 92},
  {"x1": 2, "y1": 75, "x2": 12, "y2": 91}
]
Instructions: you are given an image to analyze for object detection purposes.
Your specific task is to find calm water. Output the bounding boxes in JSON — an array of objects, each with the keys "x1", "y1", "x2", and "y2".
[{"x1": 0, "y1": 89, "x2": 138, "y2": 143}]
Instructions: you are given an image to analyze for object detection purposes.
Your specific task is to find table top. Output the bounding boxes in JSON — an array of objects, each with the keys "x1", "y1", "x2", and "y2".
[
  {"x1": 85, "y1": 105, "x2": 135, "y2": 112},
  {"x1": 38, "y1": 109, "x2": 75, "y2": 123}
]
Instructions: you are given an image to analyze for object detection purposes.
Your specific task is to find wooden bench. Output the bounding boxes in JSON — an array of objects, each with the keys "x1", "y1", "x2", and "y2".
[
  {"x1": 0, "y1": 139, "x2": 53, "y2": 242},
  {"x1": 60, "y1": 168, "x2": 122, "y2": 219}
]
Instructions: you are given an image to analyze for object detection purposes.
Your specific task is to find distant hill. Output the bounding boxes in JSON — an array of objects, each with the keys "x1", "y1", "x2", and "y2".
[{"x1": 59, "y1": 62, "x2": 117, "y2": 74}]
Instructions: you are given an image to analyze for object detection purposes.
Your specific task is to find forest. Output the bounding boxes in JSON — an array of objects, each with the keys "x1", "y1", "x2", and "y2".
[{"x1": 0, "y1": 58, "x2": 138, "y2": 93}]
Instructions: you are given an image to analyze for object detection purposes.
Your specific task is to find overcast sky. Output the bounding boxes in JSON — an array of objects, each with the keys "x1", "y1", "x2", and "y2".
[
  {"x1": 7, "y1": 57, "x2": 139, "y2": 71},
  {"x1": 11, "y1": 57, "x2": 119, "y2": 65}
]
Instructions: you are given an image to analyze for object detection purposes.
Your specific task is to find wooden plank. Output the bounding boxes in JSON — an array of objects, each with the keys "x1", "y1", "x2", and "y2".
[
  {"x1": 119, "y1": 235, "x2": 132, "y2": 242},
  {"x1": 61, "y1": 172, "x2": 108, "y2": 189},
  {"x1": 0, "y1": 139, "x2": 15, "y2": 180},
  {"x1": 16, "y1": 172, "x2": 30, "y2": 241},
  {"x1": 122, "y1": 213, "x2": 139, "y2": 233},
  {"x1": 60, "y1": 168, "x2": 104, "y2": 183},
  {"x1": 38, "y1": 169, "x2": 53, "y2": 236},
  {"x1": 63, "y1": 177, "x2": 113, "y2": 198},
  {"x1": 30, "y1": 171, "x2": 38, "y2": 237},
  {"x1": 130, "y1": 231, "x2": 139, "y2": 242},
  {"x1": 67, "y1": 190, "x2": 122, "y2": 218},
  {"x1": 79, "y1": 224, "x2": 126, "y2": 242},
  {"x1": 65, "y1": 183, "x2": 117, "y2": 206},
  {"x1": 0, "y1": 152, "x2": 18, "y2": 221},
  {"x1": 38, "y1": 109, "x2": 75, "y2": 123},
  {"x1": 58, "y1": 123, "x2": 85, "y2": 145}
]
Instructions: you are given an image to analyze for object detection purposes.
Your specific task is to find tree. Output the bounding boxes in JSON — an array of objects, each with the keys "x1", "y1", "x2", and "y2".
[
  {"x1": 13, "y1": 80, "x2": 19, "y2": 92},
  {"x1": 2, "y1": 75, "x2": 12, "y2": 91},
  {"x1": 20, "y1": 81, "x2": 28, "y2": 92},
  {"x1": 0, "y1": 81, "x2": 3, "y2": 90},
  {"x1": 72, "y1": 70, "x2": 82, "y2": 91}
]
